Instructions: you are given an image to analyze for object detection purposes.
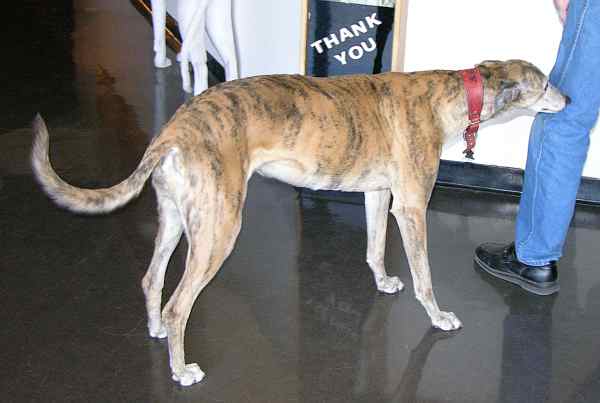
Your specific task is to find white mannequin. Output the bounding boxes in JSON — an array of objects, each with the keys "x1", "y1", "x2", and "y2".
[{"x1": 151, "y1": 0, "x2": 239, "y2": 95}]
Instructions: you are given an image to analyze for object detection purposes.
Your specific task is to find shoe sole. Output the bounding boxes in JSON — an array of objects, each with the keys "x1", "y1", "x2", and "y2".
[{"x1": 474, "y1": 255, "x2": 559, "y2": 296}]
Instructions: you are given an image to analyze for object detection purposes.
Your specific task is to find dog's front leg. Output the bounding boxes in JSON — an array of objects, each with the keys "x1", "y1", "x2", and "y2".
[
  {"x1": 365, "y1": 190, "x2": 404, "y2": 293},
  {"x1": 390, "y1": 194, "x2": 462, "y2": 331}
]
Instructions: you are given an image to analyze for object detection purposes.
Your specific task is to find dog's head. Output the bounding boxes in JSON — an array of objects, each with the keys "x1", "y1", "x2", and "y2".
[{"x1": 477, "y1": 60, "x2": 568, "y2": 119}]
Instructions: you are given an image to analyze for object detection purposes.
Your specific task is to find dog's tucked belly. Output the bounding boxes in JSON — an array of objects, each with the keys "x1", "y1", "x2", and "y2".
[{"x1": 256, "y1": 160, "x2": 390, "y2": 192}]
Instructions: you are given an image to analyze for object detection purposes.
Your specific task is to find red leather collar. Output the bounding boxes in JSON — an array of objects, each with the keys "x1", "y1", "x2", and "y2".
[{"x1": 459, "y1": 68, "x2": 483, "y2": 160}]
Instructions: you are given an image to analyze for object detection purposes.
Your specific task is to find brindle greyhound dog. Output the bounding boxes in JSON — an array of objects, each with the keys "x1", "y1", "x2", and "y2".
[{"x1": 32, "y1": 60, "x2": 567, "y2": 386}]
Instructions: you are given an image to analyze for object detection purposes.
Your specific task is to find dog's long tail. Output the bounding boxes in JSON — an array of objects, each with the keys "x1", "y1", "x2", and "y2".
[{"x1": 31, "y1": 114, "x2": 169, "y2": 214}]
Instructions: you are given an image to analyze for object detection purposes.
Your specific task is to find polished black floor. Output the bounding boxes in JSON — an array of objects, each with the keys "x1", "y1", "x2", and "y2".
[{"x1": 3, "y1": 1, "x2": 600, "y2": 402}]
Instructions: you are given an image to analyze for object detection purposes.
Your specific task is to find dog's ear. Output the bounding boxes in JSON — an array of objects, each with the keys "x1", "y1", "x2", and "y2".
[
  {"x1": 495, "y1": 80, "x2": 521, "y2": 111},
  {"x1": 479, "y1": 60, "x2": 502, "y2": 66}
]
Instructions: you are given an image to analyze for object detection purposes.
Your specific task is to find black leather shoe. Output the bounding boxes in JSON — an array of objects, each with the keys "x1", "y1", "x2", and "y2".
[{"x1": 474, "y1": 242, "x2": 559, "y2": 296}]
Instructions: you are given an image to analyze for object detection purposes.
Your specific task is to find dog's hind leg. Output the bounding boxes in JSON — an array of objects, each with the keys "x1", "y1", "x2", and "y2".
[
  {"x1": 141, "y1": 180, "x2": 183, "y2": 339},
  {"x1": 390, "y1": 187, "x2": 462, "y2": 331},
  {"x1": 162, "y1": 175, "x2": 246, "y2": 386},
  {"x1": 365, "y1": 190, "x2": 404, "y2": 293}
]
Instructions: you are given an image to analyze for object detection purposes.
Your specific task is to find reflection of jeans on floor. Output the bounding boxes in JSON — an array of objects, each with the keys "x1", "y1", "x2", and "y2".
[
  {"x1": 515, "y1": 0, "x2": 600, "y2": 265},
  {"x1": 499, "y1": 298, "x2": 555, "y2": 403}
]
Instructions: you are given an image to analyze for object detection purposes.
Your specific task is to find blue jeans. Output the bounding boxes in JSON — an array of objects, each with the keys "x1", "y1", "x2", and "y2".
[{"x1": 515, "y1": 0, "x2": 600, "y2": 266}]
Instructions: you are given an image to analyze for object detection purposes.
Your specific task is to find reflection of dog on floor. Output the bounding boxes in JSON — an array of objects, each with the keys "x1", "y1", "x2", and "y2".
[
  {"x1": 32, "y1": 60, "x2": 567, "y2": 386},
  {"x1": 151, "y1": 0, "x2": 238, "y2": 95}
]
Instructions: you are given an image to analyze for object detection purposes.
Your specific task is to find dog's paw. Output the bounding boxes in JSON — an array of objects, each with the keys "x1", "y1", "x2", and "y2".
[
  {"x1": 154, "y1": 56, "x2": 172, "y2": 69},
  {"x1": 172, "y1": 363, "x2": 205, "y2": 386},
  {"x1": 376, "y1": 275, "x2": 404, "y2": 294},
  {"x1": 431, "y1": 311, "x2": 462, "y2": 331},
  {"x1": 148, "y1": 322, "x2": 167, "y2": 339}
]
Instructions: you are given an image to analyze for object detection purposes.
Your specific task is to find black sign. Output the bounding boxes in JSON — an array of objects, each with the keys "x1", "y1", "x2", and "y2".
[{"x1": 306, "y1": 0, "x2": 396, "y2": 77}]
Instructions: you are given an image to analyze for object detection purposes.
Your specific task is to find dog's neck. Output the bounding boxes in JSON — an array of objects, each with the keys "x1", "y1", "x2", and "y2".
[
  {"x1": 440, "y1": 75, "x2": 501, "y2": 150},
  {"x1": 440, "y1": 88, "x2": 473, "y2": 148}
]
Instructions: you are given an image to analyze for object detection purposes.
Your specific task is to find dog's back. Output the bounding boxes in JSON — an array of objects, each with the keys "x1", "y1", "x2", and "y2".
[{"x1": 171, "y1": 72, "x2": 459, "y2": 191}]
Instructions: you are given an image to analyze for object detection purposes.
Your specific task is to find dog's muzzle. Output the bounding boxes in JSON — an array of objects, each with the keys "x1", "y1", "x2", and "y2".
[{"x1": 537, "y1": 82, "x2": 570, "y2": 113}]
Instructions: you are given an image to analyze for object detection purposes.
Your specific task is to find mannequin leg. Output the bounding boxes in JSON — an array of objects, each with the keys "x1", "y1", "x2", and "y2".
[
  {"x1": 150, "y1": 0, "x2": 171, "y2": 68},
  {"x1": 206, "y1": 0, "x2": 239, "y2": 81}
]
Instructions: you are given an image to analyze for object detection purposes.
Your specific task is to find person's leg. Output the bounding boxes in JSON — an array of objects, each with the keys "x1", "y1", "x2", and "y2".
[
  {"x1": 516, "y1": 0, "x2": 600, "y2": 265},
  {"x1": 475, "y1": 0, "x2": 600, "y2": 295}
]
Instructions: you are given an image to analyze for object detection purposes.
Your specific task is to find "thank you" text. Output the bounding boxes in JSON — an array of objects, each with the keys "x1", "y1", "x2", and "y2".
[{"x1": 310, "y1": 13, "x2": 383, "y2": 66}]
